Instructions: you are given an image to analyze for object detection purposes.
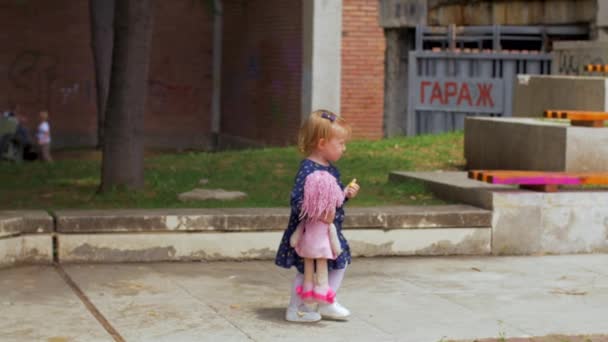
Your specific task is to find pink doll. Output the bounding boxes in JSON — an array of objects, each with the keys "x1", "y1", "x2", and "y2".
[{"x1": 289, "y1": 170, "x2": 345, "y2": 304}]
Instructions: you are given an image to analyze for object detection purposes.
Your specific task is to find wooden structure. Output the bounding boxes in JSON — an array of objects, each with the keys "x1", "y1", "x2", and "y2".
[
  {"x1": 468, "y1": 170, "x2": 608, "y2": 192},
  {"x1": 543, "y1": 109, "x2": 608, "y2": 127},
  {"x1": 585, "y1": 64, "x2": 608, "y2": 73}
]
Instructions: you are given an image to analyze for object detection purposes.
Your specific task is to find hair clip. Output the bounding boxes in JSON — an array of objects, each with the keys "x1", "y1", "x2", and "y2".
[{"x1": 320, "y1": 112, "x2": 336, "y2": 122}]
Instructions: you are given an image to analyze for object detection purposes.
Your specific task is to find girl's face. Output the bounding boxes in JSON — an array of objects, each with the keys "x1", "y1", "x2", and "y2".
[{"x1": 318, "y1": 129, "x2": 347, "y2": 163}]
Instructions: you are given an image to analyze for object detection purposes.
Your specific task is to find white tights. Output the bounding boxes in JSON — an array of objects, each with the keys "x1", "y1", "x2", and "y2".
[{"x1": 288, "y1": 267, "x2": 346, "y2": 309}]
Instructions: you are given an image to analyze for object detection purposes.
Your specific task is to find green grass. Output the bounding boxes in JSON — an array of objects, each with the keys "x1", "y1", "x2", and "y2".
[{"x1": 0, "y1": 132, "x2": 465, "y2": 210}]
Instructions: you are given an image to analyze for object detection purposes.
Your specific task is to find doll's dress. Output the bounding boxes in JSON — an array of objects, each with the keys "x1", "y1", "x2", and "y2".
[{"x1": 294, "y1": 219, "x2": 335, "y2": 259}]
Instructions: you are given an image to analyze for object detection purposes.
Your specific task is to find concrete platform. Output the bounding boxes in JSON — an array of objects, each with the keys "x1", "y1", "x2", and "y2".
[
  {"x1": 2, "y1": 255, "x2": 608, "y2": 341},
  {"x1": 390, "y1": 171, "x2": 512, "y2": 210},
  {"x1": 0, "y1": 210, "x2": 55, "y2": 267},
  {"x1": 53, "y1": 207, "x2": 492, "y2": 263},
  {"x1": 0, "y1": 207, "x2": 492, "y2": 267},
  {"x1": 391, "y1": 171, "x2": 608, "y2": 255},
  {"x1": 464, "y1": 117, "x2": 608, "y2": 172}
]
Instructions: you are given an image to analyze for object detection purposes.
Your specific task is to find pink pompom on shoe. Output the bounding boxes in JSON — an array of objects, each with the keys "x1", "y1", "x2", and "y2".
[
  {"x1": 297, "y1": 283, "x2": 315, "y2": 303},
  {"x1": 312, "y1": 288, "x2": 336, "y2": 304}
]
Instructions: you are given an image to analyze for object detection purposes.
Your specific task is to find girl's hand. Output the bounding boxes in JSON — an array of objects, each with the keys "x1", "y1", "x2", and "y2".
[{"x1": 345, "y1": 179, "x2": 360, "y2": 199}]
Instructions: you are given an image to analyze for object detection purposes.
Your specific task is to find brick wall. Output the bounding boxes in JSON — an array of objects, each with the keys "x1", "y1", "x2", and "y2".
[
  {"x1": 0, "y1": 0, "x2": 213, "y2": 149},
  {"x1": 341, "y1": 0, "x2": 386, "y2": 140},
  {"x1": 0, "y1": 0, "x2": 97, "y2": 147},
  {"x1": 146, "y1": 1, "x2": 213, "y2": 148},
  {"x1": 221, "y1": 0, "x2": 302, "y2": 147},
  {"x1": 0, "y1": 0, "x2": 385, "y2": 149}
]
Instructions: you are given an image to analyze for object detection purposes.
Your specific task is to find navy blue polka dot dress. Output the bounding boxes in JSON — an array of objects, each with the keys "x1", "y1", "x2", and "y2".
[{"x1": 275, "y1": 159, "x2": 351, "y2": 274}]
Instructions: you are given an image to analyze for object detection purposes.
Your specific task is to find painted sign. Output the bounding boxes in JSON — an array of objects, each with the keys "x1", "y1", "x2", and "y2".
[{"x1": 414, "y1": 78, "x2": 504, "y2": 113}]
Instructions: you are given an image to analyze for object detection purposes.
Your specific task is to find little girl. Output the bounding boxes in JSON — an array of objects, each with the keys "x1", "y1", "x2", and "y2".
[{"x1": 275, "y1": 109, "x2": 360, "y2": 323}]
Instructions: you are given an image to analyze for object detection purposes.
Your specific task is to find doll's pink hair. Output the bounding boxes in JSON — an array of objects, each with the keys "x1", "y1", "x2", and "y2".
[{"x1": 301, "y1": 170, "x2": 345, "y2": 221}]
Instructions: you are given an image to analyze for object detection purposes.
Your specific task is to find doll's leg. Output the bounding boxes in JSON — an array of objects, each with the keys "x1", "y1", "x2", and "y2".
[
  {"x1": 312, "y1": 259, "x2": 335, "y2": 304},
  {"x1": 297, "y1": 258, "x2": 315, "y2": 303}
]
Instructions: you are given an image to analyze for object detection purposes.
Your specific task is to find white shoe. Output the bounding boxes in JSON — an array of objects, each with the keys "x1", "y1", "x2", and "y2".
[
  {"x1": 285, "y1": 304, "x2": 322, "y2": 323},
  {"x1": 318, "y1": 302, "x2": 351, "y2": 321}
]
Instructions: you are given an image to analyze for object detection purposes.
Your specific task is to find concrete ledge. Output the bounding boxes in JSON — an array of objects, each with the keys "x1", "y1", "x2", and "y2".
[
  {"x1": 0, "y1": 210, "x2": 54, "y2": 238},
  {"x1": 54, "y1": 206, "x2": 492, "y2": 262},
  {"x1": 57, "y1": 227, "x2": 491, "y2": 263},
  {"x1": 512, "y1": 74, "x2": 607, "y2": 117},
  {"x1": 55, "y1": 206, "x2": 491, "y2": 233},
  {"x1": 0, "y1": 206, "x2": 491, "y2": 265},
  {"x1": 392, "y1": 171, "x2": 608, "y2": 255},
  {"x1": 465, "y1": 117, "x2": 608, "y2": 172},
  {"x1": 0, "y1": 235, "x2": 53, "y2": 268},
  {"x1": 390, "y1": 171, "x2": 512, "y2": 209},
  {"x1": 492, "y1": 191, "x2": 608, "y2": 255}
]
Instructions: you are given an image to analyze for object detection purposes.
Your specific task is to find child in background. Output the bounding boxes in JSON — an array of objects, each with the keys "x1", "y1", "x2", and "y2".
[
  {"x1": 275, "y1": 109, "x2": 360, "y2": 323},
  {"x1": 37, "y1": 110, "x2": 52, "y2": 162}
]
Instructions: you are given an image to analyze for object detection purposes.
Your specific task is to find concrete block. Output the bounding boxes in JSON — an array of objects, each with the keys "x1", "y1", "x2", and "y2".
[
  {"x1": 492, "y1": 191, "x2": 608, "y2": 255},
  {"x1": 553, "y1": 40, "x2": 608, "y2": 75},
  {"x1": 58, "y1": 224, "x2": 492, "y2": 263},
  {"x1": 491, "y1": 197, "x2": 544, "y2": 255},
  {"x1": 0, "y1": 235, "x2": 53, "y2": 267},
  {"x1": 380, "y1": 205, "x2": 491, "y2": 228},
  {"x1": 55, "y1": 209, "x2": 229, "y2": 233},
  {"x1": 55, "y1": 207, "x2": 492, "y2": 233},
  {"x1": 0, "y1": 210, "x2": 54, "y2": 238},
  {"x1": 58, "y1": 232, "x2": 283, "y2": 263},
  {"x1": 465, "y1": 117, "x2": 608, "y2": 172},
  {"x1": 512, "y1": 75, "x2": 608, "y2": 117},
  {"x1": 390, "y1": 171, "x2": 512, "y2": 210},
  {"x1": 347, "y1": 228, "x2": 491, "y2": 256},
  {"x1": 390, "y1": 171, "x2": 608, "y2": 255}
]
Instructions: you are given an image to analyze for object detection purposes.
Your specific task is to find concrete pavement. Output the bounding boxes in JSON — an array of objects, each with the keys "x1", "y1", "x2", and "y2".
[{"x1": 2, "y1": 255, "x2": 608, "y2": 342}]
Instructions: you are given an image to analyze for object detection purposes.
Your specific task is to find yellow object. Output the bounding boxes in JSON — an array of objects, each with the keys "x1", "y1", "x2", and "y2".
[{"x1": 348, "y1": 178, "x2": 357, "y2": 188}]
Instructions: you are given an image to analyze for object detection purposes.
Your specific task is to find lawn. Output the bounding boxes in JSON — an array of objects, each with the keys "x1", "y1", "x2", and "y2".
[{"x1": 0, "y1": 132, "x2": 465, "y2": 210}]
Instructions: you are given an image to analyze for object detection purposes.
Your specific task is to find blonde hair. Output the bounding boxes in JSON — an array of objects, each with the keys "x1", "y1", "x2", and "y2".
[{"x1": 297, "y1": 109, "x2": 351, "y2": 155}]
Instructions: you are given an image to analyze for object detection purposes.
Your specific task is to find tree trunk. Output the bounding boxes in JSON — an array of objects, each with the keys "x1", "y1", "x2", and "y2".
[
  {"x1": 100, "y1": 0, "x2": 154, "y2": 191},
  {"x1": 89, "y1": 0, "x2": 115, "y2": 148}
]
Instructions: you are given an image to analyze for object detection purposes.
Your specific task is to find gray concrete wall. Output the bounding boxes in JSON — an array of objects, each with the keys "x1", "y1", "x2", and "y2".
[
  {"x1": 0, "y1": 211, "x2": 54, "y2": 268},
  {"x1": 492, "y1": 191, "x2": 608, "y2": 255},
  {"x1": 0, "y1": 207, "x2": 496, "y2": 266},
  {"x1": 301, "y1": 0, "x2": 342, "y2": 118},
  {"x1": 465, "y1": 117, "x2": 567, "y2": 171},
  {"x1": 595, "y1": 0, "x2": 608, "y2": 40},
  {"x1": 512, "y1": 75, "x2": 608, "y2": 117},
  {"x1": 553, "y1": 40, "x2": 608, "y2": 75},
  {"x1": 392, "y1": 171, "x2": 608, "y2": 255},
  {"x1": 54, "y1": 207, "x2": 492, "y2": 263},
  {"x1": 465, "y1": 117, "x2": 608, "y2": 172}
]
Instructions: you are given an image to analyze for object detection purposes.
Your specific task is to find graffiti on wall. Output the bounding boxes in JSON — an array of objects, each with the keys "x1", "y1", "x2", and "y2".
[
  {"x1": 148, "y1": 79, "x2": 199, "y2": 114},
  {"x1": 6, "y1": 50, "x2": 93, "y2": 110},
  {"x1": 8, "y1": 50, "x2": 58, "y2": 108},
  {"x1": 556, "y1": 50, "x2": 606, "y2": 75}
]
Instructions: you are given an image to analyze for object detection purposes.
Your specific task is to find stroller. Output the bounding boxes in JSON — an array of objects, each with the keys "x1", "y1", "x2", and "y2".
[{"x1": 0, "y1": 115, "x2": 35, "y2": 162}]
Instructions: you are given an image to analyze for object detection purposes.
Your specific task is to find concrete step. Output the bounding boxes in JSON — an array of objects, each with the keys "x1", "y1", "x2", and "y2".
[
  {"x1": 0, "y1": 211, "x2": 54, "y2": 267},
  {"x1": 0, "y1": 206, "x2": 493, "y2": 267},
  {"x1": 391, "y1": 171, "x2": 608, "y2": 255},
  {"x1": 54, "y1": 207, "x2": 492, "y2": 262},
  {"x1": 389, "y1": 171, "x2": 514, "y2": 209}
]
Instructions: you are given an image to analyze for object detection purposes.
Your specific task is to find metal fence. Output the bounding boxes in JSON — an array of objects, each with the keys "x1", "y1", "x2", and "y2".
[
  {"x1": 406, "y1": 24, "x2": 586, "y2": 135},
  {"x1": 407, "y1": 50, "x2": 552, "y2": 135}
]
